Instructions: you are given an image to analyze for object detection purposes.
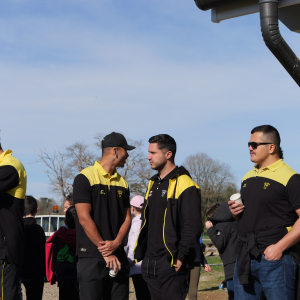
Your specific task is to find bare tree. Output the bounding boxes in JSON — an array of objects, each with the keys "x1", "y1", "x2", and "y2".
[
  {"x1": 183, "y1": 153, "x2": 237, "y2": 223},
  {"x1": 94, "y1": 133, "x2": 153, "y2": 196},
  {"x1": 65, "y1": 142, "x2": 96, "y2": 177},
  {"x1": 36, "y1": 148, "x2": 72, "y2": 202}
]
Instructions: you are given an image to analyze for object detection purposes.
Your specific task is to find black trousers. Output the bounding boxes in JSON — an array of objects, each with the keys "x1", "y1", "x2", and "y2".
[
  {"x1": 0, "y1": 258, "x2": 20, "y2": 300},
  {"x1": 58, "y1": 279, "x2": 79, "y2": 300},
  {"x1": 141, "y1": 255, "x2": 189, "y2": 300},
  {"x1": 131, "y1": 274, "x2": 151, "y2": 300},
  {"x1": 77, "y1": 254, "x2": 129, "y2": 300},
  {"x1": 22, "y1": 277, "x2": 44, "y2": 300}
]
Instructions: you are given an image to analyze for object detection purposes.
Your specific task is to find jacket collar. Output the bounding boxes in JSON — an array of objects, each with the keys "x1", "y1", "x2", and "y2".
[{"x1": 0, "y1": 149, "x2": 12, "y2": 164}]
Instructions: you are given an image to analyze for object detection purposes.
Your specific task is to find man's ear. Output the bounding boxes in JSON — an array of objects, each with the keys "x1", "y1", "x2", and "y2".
[
  {"x1": 165, "y1": 150, "x2": 173, "y2": 160},
  {"x1": 269, "y1": 144, "x2": 277, "y2": 155}
]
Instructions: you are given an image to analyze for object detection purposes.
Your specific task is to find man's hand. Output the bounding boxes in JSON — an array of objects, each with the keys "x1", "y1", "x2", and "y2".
[
  {"x1": 173, "y1": 259, "x2": 182, "y2": 272},
  {"x1": 228, "y1": 200, "x2": 244, "y2": 221},
  {"x1": 103, "y1": 255, "x2": 121, "y2": 273},
  {"x1": 204, "y1": 264, "x2": 211, "y2": 272},
  {"x1": 98, "y1": 240, "x2": 120, "y2": 257},
  {"x1": 205, "y1": 221, "x2": 213, "y2": 230},
  {"x1": 264, "y1": 244, "x2": 283, "y2": 260}
]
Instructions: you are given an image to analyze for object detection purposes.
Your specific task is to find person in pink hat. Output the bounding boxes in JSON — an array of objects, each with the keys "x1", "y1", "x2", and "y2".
[{"x1": 126, "y1": 195, "x2": 151, "y2": 300}]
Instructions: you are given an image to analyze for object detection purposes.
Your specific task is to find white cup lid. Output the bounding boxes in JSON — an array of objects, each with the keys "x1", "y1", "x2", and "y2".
[{"x1": 230, "y1": 193, "x2": 241, "y2": 201}]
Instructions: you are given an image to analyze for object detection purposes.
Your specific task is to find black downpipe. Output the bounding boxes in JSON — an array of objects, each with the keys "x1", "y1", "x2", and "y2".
[{"x1": 260, "y1": 0, "x2": 300, "y2": 87}]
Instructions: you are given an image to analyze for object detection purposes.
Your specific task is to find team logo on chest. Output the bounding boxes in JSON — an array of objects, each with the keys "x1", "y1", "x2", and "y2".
[
  {"x1": 243, "y1": 183, "x2": 247, "y2": 188},
  {"x1": 263, "y1": 182, "x2": 270, "y2": 189},
  {"x1": 161, "y1": 190, "x2": 167, "y2": 197},
  {"x1": 118, "y1": 190, "x2": 123, "y2": 197}
]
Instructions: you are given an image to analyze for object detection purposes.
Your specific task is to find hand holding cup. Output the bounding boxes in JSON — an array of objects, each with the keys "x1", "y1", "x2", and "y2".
[{"x1": 228, "y1": 193, "x2": 245, "y2": 219}]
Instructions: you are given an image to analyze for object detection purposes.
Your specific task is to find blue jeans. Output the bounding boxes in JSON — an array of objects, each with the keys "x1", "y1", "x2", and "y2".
[
  {"x1": 234, "y1": 254, "x2": 297, "y2": 300},
  {"x1": 226, "y1": 279, "x2": 234, "y2": 300}
]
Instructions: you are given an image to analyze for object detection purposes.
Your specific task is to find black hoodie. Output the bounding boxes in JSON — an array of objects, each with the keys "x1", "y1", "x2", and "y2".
[
  {"x1": 134, "y1": 166, "x2": 203, "y2": 269},
  {"x1": 20, "y1": 217, "x2": 46, "y2": 280},
  {"x1": 207, "y1": 202, "x2": 238, "y2": 281}
]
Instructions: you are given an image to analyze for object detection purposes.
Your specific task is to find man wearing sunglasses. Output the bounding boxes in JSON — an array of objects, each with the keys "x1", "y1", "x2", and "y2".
[{"x1": 229, "y1": 125, "x2": 300, "y2": 300}]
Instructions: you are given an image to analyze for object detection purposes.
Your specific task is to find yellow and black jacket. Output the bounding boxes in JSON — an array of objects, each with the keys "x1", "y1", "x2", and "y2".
[
  {"x1": 0, "y1": 150, "x2": 27, "y2": 266},
  {"x1": 134, "y1": 166, "x2": 202, "y2": 269}
]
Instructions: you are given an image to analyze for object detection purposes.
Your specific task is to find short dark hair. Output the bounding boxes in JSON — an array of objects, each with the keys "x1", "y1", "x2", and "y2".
[
  {"x1": 148, "y1": 134, "x2": 177, "y2": 159},
  {"x1": 24, "y1": 195, "x2": 38, "y2": 216},
  {"x1": 206, "y1": 203, "x2": 221, "y2": 220},
  {"x1": 65, "y1": 206, "x2": 76, "y2": 229},
  {"x1": 65, "y1": 193, "x2": 74, "y2": 206},
  {"x1": 102, "y1": 147, "x2": 113, "y2": 156},
  {"x1": 251, "y1": 125, "x2": 283, "y2": 159},
  {"x1": 0, "y1": 143, "x2": 2, "y2": 150}
]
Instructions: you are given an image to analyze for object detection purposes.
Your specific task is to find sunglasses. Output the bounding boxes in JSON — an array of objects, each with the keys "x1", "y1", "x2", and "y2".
[{"x1": 248, "y1": 142, "x2": 272, "y2": 149}]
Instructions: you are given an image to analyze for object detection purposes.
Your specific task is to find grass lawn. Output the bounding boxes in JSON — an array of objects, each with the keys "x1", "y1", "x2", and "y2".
[{"x1": 198, "y1": 256, "x2": 228, "y2": 299}]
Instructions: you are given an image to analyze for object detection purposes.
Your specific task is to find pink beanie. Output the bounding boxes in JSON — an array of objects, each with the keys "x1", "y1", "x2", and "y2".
[{"x1": 130, "y1": 195, "x2": 144, "y2": 208}]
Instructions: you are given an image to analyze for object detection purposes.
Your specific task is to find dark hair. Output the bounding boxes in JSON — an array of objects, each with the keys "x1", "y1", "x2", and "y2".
[
  {"x1": 131, "y1": 205, "x2": 142, "y2": 213},
  {"x1": 24, "y1": 195, "x2": 38, "y2": 216},
  {"x1": 251, "y1": 125, "x2": 283, "y2": 159},
  {"x1": 206, "y1": 203, "x2": 221, "y2": 220},
  {"x1": 65, "y1": 193, "x2": 74, "y2": 206},
  {"x1": 148, "y1": 134, "x2": 177, "y2": 159},
  {"x1": 0, "y1": 143, "x2": 2, "y2": 150},
  {"x1": 65, "y1": 206, "x2": 76, "y2": 229}
]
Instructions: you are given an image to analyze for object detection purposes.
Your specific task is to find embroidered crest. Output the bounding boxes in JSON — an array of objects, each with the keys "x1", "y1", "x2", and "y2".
[
  {"x1": 263, "y1": 182, "x2": 270, "y2": 189},
  {"x1": 161, "y1": 190, "x2": 167, "y2": 197},
  {"x1": 100, "y1": 190, "x2": 105, "y2": 195},
  {"x1": 243, "y1": 183, "x2": 247, "y2": 188},
  {"x1": 118, "y1": 190, "x2": 123, "y2": 197}
]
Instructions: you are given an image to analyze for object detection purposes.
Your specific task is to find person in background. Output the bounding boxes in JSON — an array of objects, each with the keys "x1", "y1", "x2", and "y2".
[
  {"x1": 126, "y1": 195, "x2": 151, "y2": 300},
  {"x1": 187, "y1": 237, "x2": 211, "y2": 300},
  {"x1": 46, "y1": 206, "x2": 78, "y2": 300},
  {"x1": 206, "y1": 202, "x2": 238, "y2": 300},
  {"x1": 20, "y1": 196, "x2": 46, "y2": 300},
  {"x1": 0, "y1": 143, "x2": 27, "y2": 300},
  {"x1": 64, "y1": 193, "x2": 74, "y2": 213}
]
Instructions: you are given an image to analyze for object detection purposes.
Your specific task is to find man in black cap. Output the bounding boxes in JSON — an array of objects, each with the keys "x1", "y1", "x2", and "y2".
[{"x1": 73, "y1": 132, "x2": 135, "y2": 300}]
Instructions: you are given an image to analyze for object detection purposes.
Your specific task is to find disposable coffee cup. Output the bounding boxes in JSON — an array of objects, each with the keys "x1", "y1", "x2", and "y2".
[
  {"x1": 230, "y1": 193, "x2": 243, "y2": 206},
  {"x1": 109, "y1": 266, "x2": 119, "y2": 277}
]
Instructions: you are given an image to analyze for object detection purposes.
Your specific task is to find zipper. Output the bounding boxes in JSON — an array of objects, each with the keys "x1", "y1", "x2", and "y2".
[{"x1": 163, "y1": 207, "x2": 174, "y2": 266}]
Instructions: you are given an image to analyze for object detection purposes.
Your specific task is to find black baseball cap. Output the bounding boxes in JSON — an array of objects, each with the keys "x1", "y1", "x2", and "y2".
[{"x1": 101, "y1": 132, "x2": 136, "y2": 150}]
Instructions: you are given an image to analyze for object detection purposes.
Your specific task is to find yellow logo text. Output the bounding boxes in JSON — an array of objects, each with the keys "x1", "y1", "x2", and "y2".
[
  {"x1": 243, "y1": 183, "x2": 247, "y2": 188},
  {"x1": 263, "y1": 183, "x2": 270, "y2": 189},
  {"x1": 118, "y1": 190, "x2": 123, "y2": 197},
  {"x1": 100, "y1": 190, "x2": 105, "y2": 194}
]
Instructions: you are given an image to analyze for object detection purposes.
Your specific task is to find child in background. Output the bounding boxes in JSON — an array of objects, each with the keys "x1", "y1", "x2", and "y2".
[
  {"x1": 187, "y1": 237, "x2": 211, "y2": 300},
  {"x1": 46, "y1": 206, "x2": 79, "y2": 300},
  {"x1": 126, "y1": 195, "x2": 151, "y2": 300},
  {"x1": 206, "y1": 203, "x2": 238, "y2": 300}
]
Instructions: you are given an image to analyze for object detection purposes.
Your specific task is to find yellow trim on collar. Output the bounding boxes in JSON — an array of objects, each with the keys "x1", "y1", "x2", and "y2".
[{"x1": 0, "y1": 149, "x2": 12, "y2": 163}]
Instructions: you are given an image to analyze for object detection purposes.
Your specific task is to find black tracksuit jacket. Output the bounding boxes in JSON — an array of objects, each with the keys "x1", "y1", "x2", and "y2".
[
  {"x1": 207, "y1": 202, "x2": 238, "y2": 281},
  {"x1": 134, "y1": 166, "x2": 203, "y2": 269}
]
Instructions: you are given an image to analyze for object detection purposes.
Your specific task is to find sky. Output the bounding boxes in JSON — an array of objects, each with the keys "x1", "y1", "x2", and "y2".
[{"x1": 1, "y1": 0, "x2": 300, "y2": 202}]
